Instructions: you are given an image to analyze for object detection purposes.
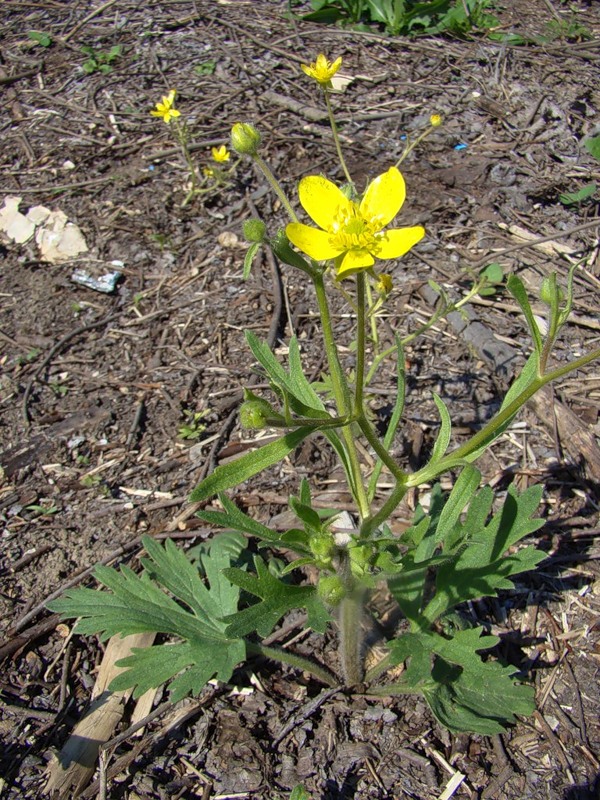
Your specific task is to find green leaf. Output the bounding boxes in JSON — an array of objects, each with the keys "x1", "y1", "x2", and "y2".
[
  {"x1": 48, "y1": 534, "x2": 247, "y2": 701},
  {"x1": 290, "y1": 787, "x2": 311, "y2": 800},
  {"x1": 434, "y1": 465, "x2": 481, "y2": 545},
  {"x1": 506, "y1": 275, "x2": 543, "y2": 356},
  {"x1": 194, "y1": 59, "x2": 216, "y2": 76},
  {"x1": 584, "y1": 135, "x2": 600, "y2": 162},
  {"x1": 389, "y1": 628, "x2": 535, "y2": 733},
  {"x1": 189, "y1": 426, "x2": 313, "y2": 503},
  {"x1": 559, "y1": 182, "x2": 597, "y2": 206},
  {"x1": 224, "y1": 557, "x2": 330, "y2": 638},
  {"x1": 196, "y1": 493, "x2": 285, "y2": 544},
  {"x1": 28, "y1": 30, "x2": 52, "y2": 46},
  {"x1": 244, "y1": 331, "x2": 356, "y2": 497},
  {"x1": 480, "y1": 262, "x2": 503, "y2": 284},
  {"x1": 430, "y1": 393, "x2": 452, "y2": 464},
  {"x1": 462, "y1": 351, "x2": 540, "y2": 463},
  {"x1": 243, "y1": 242, "x2": 260, "y2": 279},
  {"x1": 423, "y1": 482, "x2": 545, "y2": 623}
]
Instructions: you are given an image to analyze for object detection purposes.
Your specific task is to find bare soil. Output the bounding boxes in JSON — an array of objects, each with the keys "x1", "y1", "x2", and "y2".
[{"x1": 1, "y1": 1, "x2": 600, "y2": 798}]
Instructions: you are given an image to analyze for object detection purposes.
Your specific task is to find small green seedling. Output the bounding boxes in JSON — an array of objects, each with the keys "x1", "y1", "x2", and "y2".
[
  {"x1": 178, "y1": 409, "x2": 210, "y2": 440},
  {"x1": 194, "y1": 60, "x2": 216, "y2": 76},
  {"x1": 28, "y1": 30, "x2": 53, "y2": 47},
  {"x1": 81, "y1": 44, "x2": 123, "y2": 75},
  {"x1": 25, "y1": 502, "x2": 59, "y2": 517}
]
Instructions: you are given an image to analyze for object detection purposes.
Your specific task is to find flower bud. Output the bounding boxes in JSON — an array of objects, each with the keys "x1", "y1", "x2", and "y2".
[
  {"x1": 243, "y1": 219, "x2": 267, "y2": 243},
  {"x1": 317, "y1": 575, "x2": 345, "y2": 606},
  {"x1": 231, "y1": 122, "x2": 261, "y2": 156},
  {"x1": 309, "y1": 534, "x2": 334, "y2": 568},
  {"x1": 239, "y1": 391, "x2": 275, "y2": 429}
]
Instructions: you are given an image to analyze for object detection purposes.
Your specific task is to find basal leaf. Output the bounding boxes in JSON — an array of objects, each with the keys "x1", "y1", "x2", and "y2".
[
  {"x1": 48, "y1": 534, "x2": 247, "y2": 700},
  {"x1": 388, "y1": 628, "x2": 535, "y2": 733},
  {"x1": 224, "y1": 557, "x2": 330, "y2": 638}
]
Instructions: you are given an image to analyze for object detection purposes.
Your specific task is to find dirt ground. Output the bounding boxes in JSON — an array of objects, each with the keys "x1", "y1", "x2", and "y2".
[{"x1": 1, "y1": 1, "x2": 600, "y2": 798}]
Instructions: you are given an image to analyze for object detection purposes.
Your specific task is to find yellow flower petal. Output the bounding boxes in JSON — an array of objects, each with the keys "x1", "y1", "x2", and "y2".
[
  {"x1": 376, "y1": 226, "x2": 425, "y2": 259},
  {"x1": 286, "y1": 223, "x2": 342, "y2": 260},
  {"x1": 359, "y1": 167, "x2": 406, "y2": 230},
  {"x1": 336, "y1": 249, "x2": 375, "y2": 278},
  {"x1": 211, "y1": 145, "x2": 231, "y2": 163},
  {"x1": 298, "y1": 175, "x2": 353, "y2": 231}
]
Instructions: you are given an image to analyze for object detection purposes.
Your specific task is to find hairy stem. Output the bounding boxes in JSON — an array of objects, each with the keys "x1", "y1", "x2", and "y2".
[{"x1": 248, "y1": 642, "x2": 338, "y2": 687}]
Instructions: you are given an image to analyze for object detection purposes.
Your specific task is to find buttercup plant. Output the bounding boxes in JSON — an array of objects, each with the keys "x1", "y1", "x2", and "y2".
[
  {"x1": 52, "y1": 55, "x2": 600, "y2": 735},
  {"x1": 150, "y1": 90, "x2": 236, "y2": 206}
]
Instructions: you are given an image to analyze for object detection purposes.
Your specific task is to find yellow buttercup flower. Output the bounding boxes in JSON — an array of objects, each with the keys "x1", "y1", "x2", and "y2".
[
  {"x1": 430, "y1": 113, "x2": 442, "y2": 127},
  {"x1": 150, "y1": 90, "x2": 181, "y2": 124},
  {"x1": 301, "y1": 54, "x2": 342, "y2": 87},
  {"x1": 286, "y1": 167, "x2": 424, "y2": 279},
  {"x1": 211, "y1": 145, "x2": 231, "y2": 163}
]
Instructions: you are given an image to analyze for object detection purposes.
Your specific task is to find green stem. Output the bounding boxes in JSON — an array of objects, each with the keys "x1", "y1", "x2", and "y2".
[
  {"x1": 408, "y1": 345, "x2": 600, "y2": 487},
  {"x1": 357, "y1": 415, "x2": 406, "y2": 483},
  {"x1": 324, "y1": 89, "x2": 353, "y2": 187},
  {"x1": 361, "y1": 481, "x2": 408, "y2": 539},
  {"x1": 354, "y1": 273, "x2": 366, "y2": 412},
  {"x1": 252, "y1": 154, "x2": 298, "y2": 223},
  {"x1": 337, "y1": 552, "x2": 365, "y2": 685},
  {"x1": 247, "y1": 642, "x2": 338, "y2": 687},
  {"x1": 313, "y1": 272, "x2": 370, "y2": 519},
  {"x1": 364, "y1": 280, "x2": 485, "y2": 387}
]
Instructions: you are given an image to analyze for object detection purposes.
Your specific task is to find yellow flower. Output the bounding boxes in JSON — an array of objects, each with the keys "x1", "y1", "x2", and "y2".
[
  {"x1": 203, "y1": 166, "x2": 215, "y2": 178},
  {"x1": 301, "y1": 54, "x2": 342, "y2": 87},
  {"x1": 430, "y1": 113, "x2": 442, "y2": 127},
  {"x1": 211, "y1": 145, "x2": 231, "y2": 163},
  {"x1": 286, "y1": 167, "x2": 424, "y2": 279},
  {"x1": 150, "y1": 90, "x2": 181, "y2": 124}
]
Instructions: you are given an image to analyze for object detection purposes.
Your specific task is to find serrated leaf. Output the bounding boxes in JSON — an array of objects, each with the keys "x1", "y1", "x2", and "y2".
[
  {"x1": 389, "y1": 628, "x2": 535, "y2": 733},
  {"x1": 48, "y1": 534, "x2": 247, "y2": 700},
  {"x1": 423, "y1": 483, "x2": 545, "y2": 623},
  {"x1": 112, "y1": 637, "x2": 245, "y2": 702},
  {"x1": 189, "y1": 426, "x2": 313, "y2": 503},
  {"x1": 224, "y1": 557, "x2": 330, "y2": 638},
  {"x1": 196, "y1": 493, "x2": 284, "y2": 544}
]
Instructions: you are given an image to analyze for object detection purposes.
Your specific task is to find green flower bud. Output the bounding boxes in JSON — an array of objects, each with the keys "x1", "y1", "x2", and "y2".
[
  {"x1": 309, "y1": 534, "x2": 334, "y2": 568},
  {"x1": 231, "y1": 122, "x2": 261, "y2": 156},
  {"x1": 349, "y1": 543, "x2": 372, "y2": 578},
  {"x1": 239, "y1": 398, "x2": 274, "y2": 429},
  {"x1": 243, "y1": 219, "x2": 267, "y2": 243},
  {"x1": 317, "y1": 575, "x2": 345, "y2": 606}
]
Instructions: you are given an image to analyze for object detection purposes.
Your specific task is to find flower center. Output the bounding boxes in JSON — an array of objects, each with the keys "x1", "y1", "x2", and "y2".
[{"x1": 329, "y1": 206, "x2": 381, "y2": 254}]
